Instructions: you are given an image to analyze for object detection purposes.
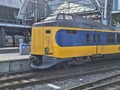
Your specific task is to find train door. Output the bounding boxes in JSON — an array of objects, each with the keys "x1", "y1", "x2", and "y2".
[
  {"x1": 93, "y1": 32, "x2": 101, "y2": 54},
  {"x1": 44, "y1": 28, "x2": 53, "y2": 55}
]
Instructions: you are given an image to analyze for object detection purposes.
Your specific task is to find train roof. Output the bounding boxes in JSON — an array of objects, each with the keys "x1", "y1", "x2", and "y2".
[{"x1": 33, "y1": 13, "x2": 113, "y2": 30}]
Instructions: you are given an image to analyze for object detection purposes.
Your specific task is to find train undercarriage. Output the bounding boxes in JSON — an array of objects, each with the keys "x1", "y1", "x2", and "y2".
[{"x1": 30, "y1": 53, "x2": 120, "y2": 69}]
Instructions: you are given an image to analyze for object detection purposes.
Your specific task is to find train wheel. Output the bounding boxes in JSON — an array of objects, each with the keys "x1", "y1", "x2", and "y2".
[
  {"x1": 33, "y1": 59, "x2": 42, "y2": 66},
  {"x1": 31, "y1": 56, "x2": 42, "y2": 66},
  {"x1": 62, "y1": 61, "x2": 71, "y2": 69}
]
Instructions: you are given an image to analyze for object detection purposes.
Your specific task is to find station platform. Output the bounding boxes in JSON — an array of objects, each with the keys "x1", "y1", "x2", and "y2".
[
  {"x1": 0, "y1": 47, "x2": 19, "y2": 54},
  {"x1": 0, "y1": 53, "x2": 29, "y2": 61},
  {"x1": 0, "y1": 47, "x2": 32, "y2": 75}
]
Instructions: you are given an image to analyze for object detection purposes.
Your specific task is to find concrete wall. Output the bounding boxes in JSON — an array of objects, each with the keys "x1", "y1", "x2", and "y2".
[{"x1": 0, "y1": 59, "x2": 32, "y2": 75}]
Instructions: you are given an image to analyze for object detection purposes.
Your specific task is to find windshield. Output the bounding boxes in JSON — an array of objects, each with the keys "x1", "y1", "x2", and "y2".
[{"x1": 44, "y1": 15, "x2": 57, "y2": 21}]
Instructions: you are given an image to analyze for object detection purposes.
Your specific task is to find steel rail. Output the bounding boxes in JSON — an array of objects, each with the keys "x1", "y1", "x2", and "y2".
[
  {"x1": 0, "y1": 67, "x2": 120, "y2": 89},
  {"x1": 68, "y1": 72, "x2": 120, "y2": 90},
  {"x1": 1, "y1": 59, "x2": 120, "y2": 84},
  {"x1": 0, "y1": 59, "x2": 120, "y2": 89},
  {"x1": 112, "y1": 86, "x2": 120, "y2": 90},
  {"x1": 86, "y1": 79, "x2": 120, "y2": 90}
]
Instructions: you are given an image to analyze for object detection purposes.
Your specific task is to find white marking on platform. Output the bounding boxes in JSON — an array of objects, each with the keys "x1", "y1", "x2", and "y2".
[{"x1": 47, "y1": 83, "x2": 61, "y2": 89}]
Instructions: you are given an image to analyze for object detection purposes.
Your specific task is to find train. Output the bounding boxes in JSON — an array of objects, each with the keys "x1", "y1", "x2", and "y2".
[
  {"x1": 5, "y1": 35, "x2": 25, "y2": 47},
  {"x1": 30, "y1": 13, "x2": 120, "y2": 69},
  {"x1": 4, "y1": 29, "x2": 30, "y2": 47}
]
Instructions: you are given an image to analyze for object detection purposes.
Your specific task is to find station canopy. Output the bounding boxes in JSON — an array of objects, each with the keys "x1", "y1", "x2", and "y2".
[
  {"x1": 18, "y1": 0, "x2": 106, "y2": 20},
  {"x1": 0, "y1": 0, "x2": 24, "y2": 8},
  {"x1": 46, "y1": 0, "x2": 96, "y2": 14},
  {"x1": 18, "y1": 0, "x2": 94, "y2": 19}
]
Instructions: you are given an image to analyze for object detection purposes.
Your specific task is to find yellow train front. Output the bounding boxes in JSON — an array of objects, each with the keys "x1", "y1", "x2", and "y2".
[{"x1": 30, "y1": 13, "x2": 120, "y2": 69}]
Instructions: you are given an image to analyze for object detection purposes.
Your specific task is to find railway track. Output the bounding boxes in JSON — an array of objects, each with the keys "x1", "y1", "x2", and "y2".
[
  {"x1": 0, "y1": 60, "x2": 120, "y2": 89},
  {"x1": 68, "y1": 72, "x2": 120, "y2": 90},
  {"x1": 1, "y1": 69, "x2": 120, "y2": 89}
]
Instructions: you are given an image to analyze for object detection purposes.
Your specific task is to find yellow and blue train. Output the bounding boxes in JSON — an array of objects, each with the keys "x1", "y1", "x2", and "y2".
[{"x1": 30, "y1": 13, "x2": 120, "y2": 69}]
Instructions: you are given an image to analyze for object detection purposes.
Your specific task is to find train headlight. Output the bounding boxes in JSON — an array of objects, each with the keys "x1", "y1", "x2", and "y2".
[{"x1": 45, "y1": 47, "x2": 49, "y2": 54}]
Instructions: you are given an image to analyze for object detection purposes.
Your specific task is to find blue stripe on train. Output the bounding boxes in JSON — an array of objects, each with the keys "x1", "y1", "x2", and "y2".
[{"x1": 55, "y1": 29, "x2": 120, "y2": 47}]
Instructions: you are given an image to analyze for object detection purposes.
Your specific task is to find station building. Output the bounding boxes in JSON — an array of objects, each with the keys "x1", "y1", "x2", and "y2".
[
  {"x1": 0, "y1": 0, "x2": 31, "y2": 48},
  {"x1": 0, "y1": 0, "x2": 120, "y2": 48}
]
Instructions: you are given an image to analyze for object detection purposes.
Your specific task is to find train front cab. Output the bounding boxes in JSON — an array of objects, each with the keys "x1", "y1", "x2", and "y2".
[
  {"x1": 31, "y1": 26, "x2": 54, "y2": 55},
  {"x1": 31, "y1": 26, "x2": 82, "y2": 69},
  {"x1": 31, "y1": 26, "x2": 61, "y2": 69}
]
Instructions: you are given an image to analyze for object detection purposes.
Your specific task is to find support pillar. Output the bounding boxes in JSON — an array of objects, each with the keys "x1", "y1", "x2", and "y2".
[{"x1": 0, "y1": 28, "x2": 5, "y2": 48}]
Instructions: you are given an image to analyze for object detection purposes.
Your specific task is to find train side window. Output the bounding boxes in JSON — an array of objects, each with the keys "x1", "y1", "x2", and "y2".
[
  {"x1": 98, "y1": 34, "x2": 100, "y2": 42},
  {"x1": 86, "y1": 33, "x2": 90, "y2": 43},
  {"x1": 67, "y1": 30, "x2": 77, "y2": 34},
  {"x1": 93, "y1": 33, "x2": 96, "y2": 42},
  {"x1": 117, "y1": 34, "x2": 120, "y2": 42},
  {"x1": 107, "y1": 34, "x2": 115, "y2": 42},
  {"x1": 46, "y1": 30, "x2": 51, "y2": 34},
  {"x1": 57, "y1": 14, "x2": 64, "y2": 20},
  {"x1": 65, "y1": 15, "x2": 73, "y2": 20}
]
